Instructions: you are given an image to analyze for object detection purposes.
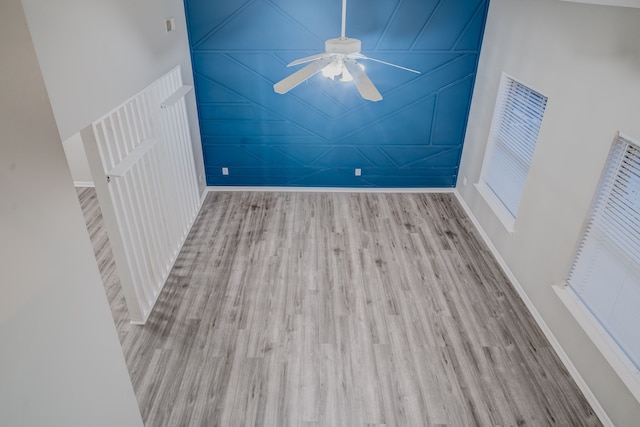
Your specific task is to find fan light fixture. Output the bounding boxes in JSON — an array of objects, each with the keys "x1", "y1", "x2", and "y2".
[
  {"x1": 273, "y1": 0, "x2": 420, "y2": 101},
  {"x1": 321, "y1": 59, "x2": 362, "y2": 82},
  {"x1": 321, "y1": 59, "x2": 346, "y2": 80}
]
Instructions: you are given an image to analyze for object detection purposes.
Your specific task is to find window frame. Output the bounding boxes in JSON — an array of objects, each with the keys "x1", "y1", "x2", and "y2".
[
  {"x1": 476, "y1": 73, "x2": 548, "y2": 233},
  {"x1": 555, "y1": 132, "x2": 640, "y2": 404}
]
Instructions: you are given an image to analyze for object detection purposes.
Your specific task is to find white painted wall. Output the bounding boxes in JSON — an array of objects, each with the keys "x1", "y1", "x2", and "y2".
[
  {"x1": 20, "y1": 0, "x2": 206, "y2": 193},
  {"x1": 62, "y1": 132, "x2": 93, "y2": 185},
  {"x1": 458, "y1": 0, "x2": 640, "y2": 424},
  {"x1": 0, "y1": 0, "x2": 143, "y2": 425},
  {"x1": 561, "y1": 0, "x2": 640, "y2": 8}
]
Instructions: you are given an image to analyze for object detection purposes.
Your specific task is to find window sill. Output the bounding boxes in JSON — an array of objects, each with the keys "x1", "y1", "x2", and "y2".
[
  {"x1": 553, "y1": 284, "x2": 640, "y2": 404},
  {"x1": 474, "y1": 182, "x2": 515, "y2": 235}
]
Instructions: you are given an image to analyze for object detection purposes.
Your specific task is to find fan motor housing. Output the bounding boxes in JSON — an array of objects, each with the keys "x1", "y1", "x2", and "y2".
[{"x1": 325, "y1": 38, "x2": 361, "y2": 55}]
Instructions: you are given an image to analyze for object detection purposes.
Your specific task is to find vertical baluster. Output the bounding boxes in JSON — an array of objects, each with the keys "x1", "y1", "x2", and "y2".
[
  {"x1": 114, "y1": 105, "x2": 157, "y2": 306},
  {"x1": 157, "y1": 104, "x2": 182, "y2": 252},
  {"x1": 129, "y1": 163, "x2": 163, "y2": 299},
  {"x1": 172, "y1": 103, "x2": 195, "y2": 233},
  {"x1": 96, "y1": 121, "x2": 116, "y2": 172},
  {"x1": 141, "y1": 131, "x2": 174, "y2": 269},
  {"x1": 124, "y1": 101, "x2": 165, "y2": 290},
  {"x1": 112, "y1": 171, "x2": 152, "y2": 311},
  {"x1": 107, "y1": 115, "x2": 125, "y2": 166},
  {"x1": 165, "y1": 104, "x2": 190, "y2": 235},
  {"x1": 177, "y1": 98, "x2": 200, "y2": 216},
  {"x1": 119, "y1": 172, "x2": 154, "y2": 310}
]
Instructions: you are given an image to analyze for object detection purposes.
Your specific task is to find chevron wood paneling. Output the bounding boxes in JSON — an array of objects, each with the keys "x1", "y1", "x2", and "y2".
[{"x1": 184, "y1": 0, "x2": 489, "y2": 187}]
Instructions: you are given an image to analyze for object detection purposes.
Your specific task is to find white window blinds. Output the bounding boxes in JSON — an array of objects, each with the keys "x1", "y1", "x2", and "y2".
[
  {"x1": 483, "y1": 75, "x2": 548, "y2": 218},
  {"x1": 568, "y1": 135, "x2": 640, "y2": 371}
]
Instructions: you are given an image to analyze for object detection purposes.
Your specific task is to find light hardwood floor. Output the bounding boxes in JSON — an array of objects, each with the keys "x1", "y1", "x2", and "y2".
[{"x1": 77, "y1": 188, "x2": 602, "y2": 427}]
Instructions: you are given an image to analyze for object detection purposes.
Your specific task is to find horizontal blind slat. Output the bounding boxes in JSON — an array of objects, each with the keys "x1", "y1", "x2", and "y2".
[
  {"x1": 482, "y1": 75, "x2": 547, "y2": 218},
  {"x1": 568, "y1": 135, "x2": 640, "y2": 371}
]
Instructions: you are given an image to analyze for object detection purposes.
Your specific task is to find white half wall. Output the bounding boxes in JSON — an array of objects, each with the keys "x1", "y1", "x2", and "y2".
[
  {"x1": 458, "y1": 0, "x2": 640, "y2": 425},
  {"x1": 20, "y1": 0, "x2": 206, "y2": 194},
  {"x1": 0, "y1": 0, "x2": 143, "y2": 425}
]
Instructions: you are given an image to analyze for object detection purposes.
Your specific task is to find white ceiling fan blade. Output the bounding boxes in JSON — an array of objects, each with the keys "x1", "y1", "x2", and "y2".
[
  {"x1": 273, "y1": 57, "x2": 334, "y2": 94},
  {"x1": 344, "y1": 58, "x2": 382, "y2": 102},
  {"x1": 287, "y1": 53, "x2": 328, "y2": 67},
  {"x1": 353, "y1": 54, "x2": 421, "y2": 74}
]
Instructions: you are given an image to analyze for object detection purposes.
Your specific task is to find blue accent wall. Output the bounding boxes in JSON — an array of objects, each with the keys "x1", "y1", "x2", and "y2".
[{"x1": 184, "y1": 0, "x2": 488, "y2": 187}]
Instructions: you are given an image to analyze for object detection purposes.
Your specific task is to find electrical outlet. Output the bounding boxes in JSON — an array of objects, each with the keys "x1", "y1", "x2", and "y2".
[
  {"x1": 199, "y1": 174, "x2": 204, "y2": 183},
  {"x1": 165, "y1": 18, "x2": 176, "y2": 33},
  {"x1": 355, "y1": 168, "x2": 362, "y2": 176},
  {"x1": 222, "y1": 167, "x2": 229, "y2": 176},
  {"x1": 462, "y1": 177, "x2": 467, "y2": 186}
]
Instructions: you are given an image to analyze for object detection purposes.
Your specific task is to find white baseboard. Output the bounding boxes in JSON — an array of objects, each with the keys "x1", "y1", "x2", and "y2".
[
  {"x1": 206, "y1": 186, "x2": 455, "y2": 194},
  {"x1": 453, "y1": 190, "x2": 613, "y2": 427},
  {"x1": 74, "y1": 181, "x2": 95, "y2": 188}
]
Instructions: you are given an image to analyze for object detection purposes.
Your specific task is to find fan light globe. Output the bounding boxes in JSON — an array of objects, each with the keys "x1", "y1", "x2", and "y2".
[
  {"x1": 340, "y1": 68, "x2": 353, "y2": 82},
  {"x1": 321, "y1": 60, "x2": 343, "y2": 80},
  {"x1": 320, "y1": 58, "x2": 355, "y2": 82}
]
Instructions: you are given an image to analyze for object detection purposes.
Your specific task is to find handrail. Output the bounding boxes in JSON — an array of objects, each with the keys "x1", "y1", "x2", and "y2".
[
  {"x1": 161, "y1": 85, "x2": 193, "y2": 109},
  {"x1": 106, "y1": 138, "x2": 158, "y2": 179}
]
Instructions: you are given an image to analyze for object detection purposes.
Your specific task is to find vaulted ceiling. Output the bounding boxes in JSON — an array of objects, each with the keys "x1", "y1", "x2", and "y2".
[{"x1": 184, "y1": 0, "x2": 488, "y2": 187}]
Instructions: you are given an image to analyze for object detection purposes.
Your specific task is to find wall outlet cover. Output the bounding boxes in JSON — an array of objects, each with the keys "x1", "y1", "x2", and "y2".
[{"x1": 165, "y1": 18, "x2": 176, "y2": 33}]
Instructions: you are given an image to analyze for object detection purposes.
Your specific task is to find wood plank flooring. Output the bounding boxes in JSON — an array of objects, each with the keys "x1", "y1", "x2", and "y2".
[{"x1": 77, "y1": 188, "x2": 602, "y2": 427}]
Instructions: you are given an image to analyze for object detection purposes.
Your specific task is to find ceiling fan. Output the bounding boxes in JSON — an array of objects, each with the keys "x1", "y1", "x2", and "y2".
[{"x1": 273, "y1": 0, "x2": 420, "y2": 102}]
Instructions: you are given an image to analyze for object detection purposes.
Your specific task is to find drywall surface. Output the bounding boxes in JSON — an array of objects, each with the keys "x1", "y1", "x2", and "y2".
[
  {"x1": 21, "y1": 0, "x2": 206, "y2": 194},
  {"x1": 561, "y1": 0, "x2": 640, "y2": 8},
  {"x1": 62, "y1": 132, "x2": 93, "y2": 185},
  {"x1": 458, "y1": 0, "x2": 640, "y2": 424},
  {"x1": 0, "y1": 1, "x2": 143, "y2": 425}
]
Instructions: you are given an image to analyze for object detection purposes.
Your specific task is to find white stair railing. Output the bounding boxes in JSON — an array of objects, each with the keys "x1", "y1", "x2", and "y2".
[{"x1": 82, "y1": 66, "x2": 202, "y2": 324}]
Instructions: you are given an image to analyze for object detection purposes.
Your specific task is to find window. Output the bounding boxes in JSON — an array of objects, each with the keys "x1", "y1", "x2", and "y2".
[
  {"x1": 567, "y1": 134, "x2": 640, "y2": 372},
  {"x1": 478, "y1": 74, "x2": 548, "y2": 230}
]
